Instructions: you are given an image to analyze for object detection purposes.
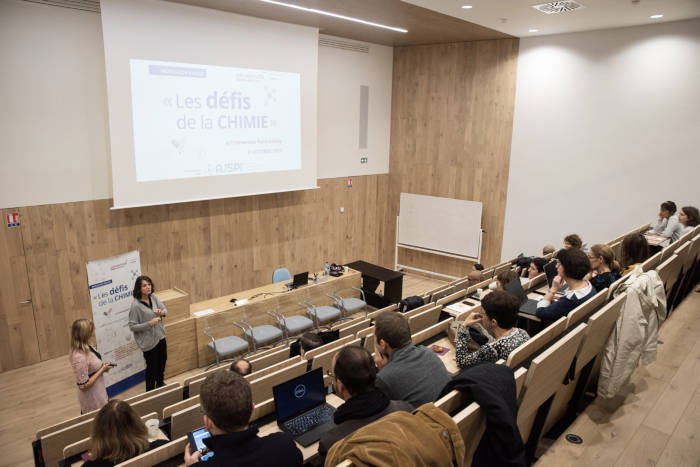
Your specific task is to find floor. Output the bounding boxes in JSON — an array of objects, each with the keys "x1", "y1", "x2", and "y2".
[{"x1": 2, "y1": 275, "x2": 698, "y2": 467}]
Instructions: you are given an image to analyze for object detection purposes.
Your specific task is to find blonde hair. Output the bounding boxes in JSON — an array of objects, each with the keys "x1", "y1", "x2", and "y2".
[
  {"x1": 90, "y1": 400, "x2": 149, "y2": 463},
  {"x1": 70, "y1": 319, "x2": 94, "y2": 355},
  {"x1": 590, "y1": 244, "x2": 621, "y2": 273}
]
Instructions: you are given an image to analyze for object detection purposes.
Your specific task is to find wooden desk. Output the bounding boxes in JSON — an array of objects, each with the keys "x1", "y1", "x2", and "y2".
[
  {"x1": 644, "y1": 232, "x2": 669, "y2": 247},
  {"x1": 191, "y1": 270, "x2": 362, "y2": 366}
]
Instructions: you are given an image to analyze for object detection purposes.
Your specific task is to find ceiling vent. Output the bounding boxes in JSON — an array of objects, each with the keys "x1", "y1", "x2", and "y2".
[
  {"x1": 532, "y1": 1, "x2": 585, "y2": 14},
  {"x1": 21, "y1": 0, "x2": 100, "y2": 13},
  {"x1": 319, "y1": 37, "x2": 369, "y2": 54}
]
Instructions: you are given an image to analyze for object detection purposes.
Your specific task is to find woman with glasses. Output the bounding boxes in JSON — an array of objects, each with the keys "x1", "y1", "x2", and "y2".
[{"x1": 587, "y1": 244, "x2": 622, "y2": 292}]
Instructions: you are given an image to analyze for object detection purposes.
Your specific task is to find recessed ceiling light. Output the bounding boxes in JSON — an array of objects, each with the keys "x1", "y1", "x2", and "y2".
[
  {"x1": 529, "y1": 29, "x2": 539, "y2": 32},
  {"x1": 649, "y1": 14, "x2": 664, "y2": 19},
  {"x1": 258, "y1": 0, "x2": 408, "y2": 33},
  {"x1": 461, "y1": 5, "x2": 473, "y2": 9}
]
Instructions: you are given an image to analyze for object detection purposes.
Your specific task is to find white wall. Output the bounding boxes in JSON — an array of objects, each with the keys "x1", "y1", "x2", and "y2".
[
  {"x1": 317, "y1": 35, "x2": 392, "y2": 178},
  {"x1": 502, "y1": 19, "x2": 700, "y2": 260},
  {"x1": 0, "y1": 0, "x2": 111, "y2": 207},
  {"x1": 0, "y1": 1, "x2": 393, "y2": 209}
]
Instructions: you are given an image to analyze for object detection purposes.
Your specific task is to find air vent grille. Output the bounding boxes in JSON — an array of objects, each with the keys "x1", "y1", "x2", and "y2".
[
  {"x1": 319, "y1": 37, "x2": 369, "y2": 54},
  {"x1": 21, "y1": 0, "x2": 100, "y2": 13},
  {"x1": 532, "y1": 1, "x2": 585, "y2": 14}
]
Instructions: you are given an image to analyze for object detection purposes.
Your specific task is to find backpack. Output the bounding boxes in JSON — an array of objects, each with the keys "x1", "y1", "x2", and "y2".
[{"x1": 398, "y1": 295, "x2": 424, "y2": 313}]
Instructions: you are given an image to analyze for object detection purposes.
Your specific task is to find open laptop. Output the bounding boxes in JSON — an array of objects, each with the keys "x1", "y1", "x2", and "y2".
[
  {"x1": 286, "y1": 271, "x2": 309, "y2": 290},
  {"x1": 272, "y1": 368, "x2": 336, "y2": 447},
  {"x1": 503, "y1": 277, "x2": 540, "y2": 316},
  {"x1": 543, "y1": 261, "x2": 568, "y2": 295}
]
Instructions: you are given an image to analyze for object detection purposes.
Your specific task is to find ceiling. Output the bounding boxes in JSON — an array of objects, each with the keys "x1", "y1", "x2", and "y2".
[
  {"x1": 402, "y1": 0, "x2": 700, "y2": 38},
  {"x1": 166, "y1": 0, "x2": 513, "y2": 46}
]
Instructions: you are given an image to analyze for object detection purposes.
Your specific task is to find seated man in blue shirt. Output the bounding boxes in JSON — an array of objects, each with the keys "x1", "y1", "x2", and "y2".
[{"x1": 536, "y1": 248, "x2": 596, "y2": 322}]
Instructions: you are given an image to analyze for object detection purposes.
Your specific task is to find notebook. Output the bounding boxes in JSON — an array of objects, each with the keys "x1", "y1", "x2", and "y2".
[{"x1": 272, "y1": 368, "x2": 336, "y2": 447}]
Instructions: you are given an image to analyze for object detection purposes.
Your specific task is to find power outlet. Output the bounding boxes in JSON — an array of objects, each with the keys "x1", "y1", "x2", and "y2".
[{"x1": 360, "y1": 157, "x2": 368, "y2": 164}]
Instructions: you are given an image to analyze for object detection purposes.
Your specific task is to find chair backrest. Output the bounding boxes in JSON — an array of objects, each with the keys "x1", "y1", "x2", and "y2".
[
  {"x1": 115, "y1": 436, "x2": 189, "y2": 467},
  {"x1": 408, "y1": 305, "x2": 443, "y2": 334},
  {"x1": 404, "y1": 302, "x2": 438, "y2": 318},
  {"x1": 411, "y1": 318, "x2": 452, "y2": 345},
  {"x1": 272, "y1": 267, "x2": 291, "y2": 283},
  {"x1": 465, "y1": 278, "x2": 494, "y2": 295},
  {"x1": 517, "y1": 323, "x2": 587, "y2": 437},
  {"x1": 565, "y1": 288, "x2": 608, "y2": 329},
  {"x1": 606, "y1": 272, "x2": 632, "y2": 300},
  {"x1": 521, "y1": 273, "x2": 546, "y2": 292},
  {"x1": 656, "y1": 254, "x2": 683, "y2": 298},
  {"x1": 363, "y1": 332, "x2": 375, "y2": 353},
  {"x1": 170, "y1": 398, "x2": 277, "y2": 440},
  {"x1": 435, "y1": 390, "x2": 468, "y2": 416},
  {"x1": 247, "y1": 356, "x2": 303, "y2": 381},
  {"x1": 660, "y1": 239, "x2": 682, "y2": 261},
  {"x1": 130, "y1": 386, "x2": 183, "y2": 419},
  {"x1": 436, "y1": 288, "x2": 469, "y2": 306},
  {"x1": 356, "y1": 325, "x2": 375, "y2": 341},
  {"x1": 431, "y1": 285, "x2": 456, "y2": 303},
  {"x1": 513, "y1": 367, "x2": 528, "y2": 399},
  {"x1": 62, "y1": 412, "x2": 158, "y2": 460},
  {"x1": 575, "y1": 293, "x2": 627, "y2": 373},
  {"x1": 248, "y1": 345, "x2": 292, "y2": 370},
  {"x1": 494, "y1": 262, "x2": 513, "y2": 277},
  {"x1": 249, "y1": 359, "x2": 308, "y2": 403},
  {"x1": 366, "y1": 303, "x2": 398, "y2": 319},
  {"x1": 338, "y1": 318, "x2": 370, "y2": 338},
  {"x1": 480, "y1": 267, "x2": 495, "y2": 280},
  {"x1": 40, "y1": 416, "x2": 95, "y2": 467},
  {"x1": 310, "y1": 338, "x2": 362, "y2": 376},
  {"x1": 163, "y1": 394, "x2": 200, "y2": 419},
  {"x1": 454, "y1": 402, "x2": 486, "y2": 467},
  {"x1": 454, "y1": 304, "x2": 483, "y2": 323},
  {"x1": 304, "y1": 334, "x2": 355, "y2": 360},
  {"x1": 506, "y1": 317, "x2": 567, "y2": 368},
  {"x1": 641, "y1": 250, "x2": 662, "y2": 272}
]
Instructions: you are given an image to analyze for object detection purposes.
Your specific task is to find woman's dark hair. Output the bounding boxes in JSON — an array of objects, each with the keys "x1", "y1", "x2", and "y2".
[
  {"x1": 531, "y1": 257, "x2": 547, "y2": 273},
  {"x1": 300, "y1": 332, "x2": 323, "y2": 353},
  {"x1": 333, "y1": 345, "x2": 376, "y2": 396},
  {"x1": 481, "y1": 290, "x2": 519, "y2": 329},
  {"x1": 621, "y1": 233, "x2": 650, "y2": 268},
  {"x1": 660, "y1": 201, "x2": 677, "y2": 215},
  {"x1": 564, "y1": 234, "x2": 583, "y2": 249},
  {"x1": 473, "y1": 263, "x2": 485, "y2": 271},
  {"x1": 681, "y1": 206, "x2": 699, "y2": 227},
  {"x1": 132, "y1": 275, "x2": 154, "y2": 300},
  {"x1": 557, "y1": 248, "x2": 591, "y2": 280}
]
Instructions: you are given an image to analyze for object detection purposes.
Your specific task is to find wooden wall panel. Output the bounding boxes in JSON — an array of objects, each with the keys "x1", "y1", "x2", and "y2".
[
  {"x1": 381, "y1": 39, "x2": 519, "y2": 276},
  {"x1": 16, "y1": 175, "x2": 388, "y2": 362}
]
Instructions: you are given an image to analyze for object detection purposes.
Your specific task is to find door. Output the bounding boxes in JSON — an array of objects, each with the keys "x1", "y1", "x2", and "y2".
[{"x1": 0, "y1": 208, "x2": 40, "y2": 372}]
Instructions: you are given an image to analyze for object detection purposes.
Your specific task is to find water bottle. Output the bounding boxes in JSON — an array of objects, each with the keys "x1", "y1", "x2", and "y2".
[{"x1": 324, "y1": 261, "x2": 330, "y2": 276}]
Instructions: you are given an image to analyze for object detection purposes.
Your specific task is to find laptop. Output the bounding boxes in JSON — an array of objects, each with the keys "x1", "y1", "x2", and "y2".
[
  {"x1": 503, "y1": 277, "x2": 540, "y2": 316},
  {"x1": 543, "y1": 261, "x2": 568, "y2": 295},
  {"x1": 286, "y1": 272, "x2": 309, "y2": 290},
  {"x1": 272, "y1": 368, "x2": 336, "y2": 447}
]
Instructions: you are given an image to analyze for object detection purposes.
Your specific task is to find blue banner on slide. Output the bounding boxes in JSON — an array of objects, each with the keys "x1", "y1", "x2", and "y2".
[{"x1": 107, "y1": 369, "x2": 145, "y2": 398}]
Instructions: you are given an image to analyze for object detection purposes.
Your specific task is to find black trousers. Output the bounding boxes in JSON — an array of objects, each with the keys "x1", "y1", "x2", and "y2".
[{"x1": 143, "y1": 338, "x2": 167, "y2": 391}]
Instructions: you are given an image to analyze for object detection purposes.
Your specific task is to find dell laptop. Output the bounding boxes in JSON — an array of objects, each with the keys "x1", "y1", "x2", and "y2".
[{"x1": 272, "y1": 368, "x2": 336, "y2": 447}]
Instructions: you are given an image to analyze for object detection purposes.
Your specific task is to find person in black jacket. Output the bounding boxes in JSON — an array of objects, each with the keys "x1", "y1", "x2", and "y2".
[{"x1": 184, "y1": 371, "x2": 302, "y2": 467}]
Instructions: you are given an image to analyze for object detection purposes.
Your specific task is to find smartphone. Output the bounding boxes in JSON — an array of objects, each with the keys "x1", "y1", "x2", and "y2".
[
  {"x1": 187, "y1": 428, "x2": 213, "y2": 461},
  {"x1": 110, "y1": 363, "x2": 118, "y2": 367}
]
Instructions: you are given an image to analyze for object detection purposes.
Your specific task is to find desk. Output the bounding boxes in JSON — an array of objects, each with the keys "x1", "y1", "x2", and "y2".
[
  {"x1": 644, "y1": 232, "x2": 669, "y2": 247},
  {"x1": 345, "y1": 260, "x2": 403, "y2": 308},
  {"x1": 190, "y1": 270, "x2": 361, "y2": 366}
]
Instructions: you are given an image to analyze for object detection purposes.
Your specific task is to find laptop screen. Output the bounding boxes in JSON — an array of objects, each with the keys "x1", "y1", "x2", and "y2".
[
  {"x1": 292, "y1": 272, "x2": 308, "y2": 288},
  {"x1": 273, "y1": 368, "x2": 326, "y2": 422},
  {"x1": 503, "y1": 278, "x2": 527, "y2": 305}
]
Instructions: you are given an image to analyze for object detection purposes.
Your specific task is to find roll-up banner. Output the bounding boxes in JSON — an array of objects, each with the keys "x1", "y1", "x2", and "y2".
[{"x1": 86, "y1": 250, "x2": 145, "y2": 397}]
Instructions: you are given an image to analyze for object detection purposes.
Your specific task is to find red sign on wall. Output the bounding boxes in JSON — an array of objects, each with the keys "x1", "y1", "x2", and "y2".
[{"x1": 6, "y1": 212, "x2": 20, "y2": 228}]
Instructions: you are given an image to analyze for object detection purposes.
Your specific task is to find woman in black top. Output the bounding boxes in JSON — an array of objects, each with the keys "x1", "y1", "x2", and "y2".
[
  {"x1": 82, "y1": 399, "x2": 167, "y2": 466},
  {"x1": 587, "y1": 244, "x2": 622, "y2": 292}
]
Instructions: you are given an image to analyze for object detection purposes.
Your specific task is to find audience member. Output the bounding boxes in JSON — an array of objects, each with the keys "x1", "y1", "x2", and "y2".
[
  {"x1": 542, "y1": 244, "x2": 556, "y2": 255},
  {"x1": 472, "y1": 263, "x2": 485, "y2": 271},
  {"x1": 82, "y1": 399, "x2": 167, "y2": 467},
  {"x1": 230, "y1": 358, "x2": 252, "y2": 376},
  {"x1": 652, "y1": 201, "x2": 683, "y2": 242},
  {"x1": 184, "y1": 371, "x2": 302, "y2": 466},
  {"x1": 536, "y1": 248, "x2": 596, "y2": 321},
  {"x1": 316, "y1": 346, "x2": 412, "y2": 464},
  {"x1": 70, "y1": 319, "x2": 112, "y2": 414},
  {"x1": 678, "y1": 206, "x2": 699, "y2": 235},
  {"x1": 467, "y1": 270, "x2": 483, "y2": 285},
  {"x1": 373, "y1": 311, "x2": 450, "y2": 408},
  {"x1": 299, "y1": 332, "x2": 324, "y2": 357},
  {"x1": 527, "y1": 258, "x2": 547, "y2": 279},
  {"x1": 563, "y1": 234, "x2": 583, "y2": 250},
  {"x1": 587, "y1": 244, "x2": 622, "y2": 292},
  {"x1": 495, "y1": 270, "x2": 519, "y2": 290},
  {"x1": 455, "y1": 291, "x2": 530, "y2": 369},
  {"x1": 620, "y1": 233, "x2": 650, "y2": 274}
]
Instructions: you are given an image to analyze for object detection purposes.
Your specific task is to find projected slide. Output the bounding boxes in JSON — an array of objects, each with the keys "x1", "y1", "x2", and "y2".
[{"x1": 130, "y1": 59, "x2": 301, "y2": 182}]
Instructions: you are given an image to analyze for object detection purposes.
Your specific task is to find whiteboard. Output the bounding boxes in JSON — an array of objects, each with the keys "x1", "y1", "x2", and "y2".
[{"x1": 398, "y1": 193, "x2": 482, "y2": 260}]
